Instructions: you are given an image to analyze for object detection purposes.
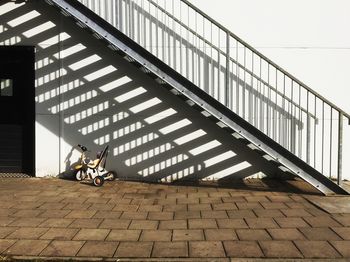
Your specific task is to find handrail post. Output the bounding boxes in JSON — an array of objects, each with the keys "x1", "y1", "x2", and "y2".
[
  {"x1": 225, "y1": 31, "x2": 230, "y2": 107},
  {"x1": 337, "y1": 111, "x2": 343, "y2": 185}
]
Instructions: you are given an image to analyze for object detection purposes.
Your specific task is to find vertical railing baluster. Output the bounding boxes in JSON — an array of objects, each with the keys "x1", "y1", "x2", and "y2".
[
  {"x1": 337, "y1": 111, "x2": 343, "y2": 185},
  {"x1": 274, "y1": 68, "x2": 278, "y2": 141},
  {"x1": 313, "y1": 95, "x2": 317, "y2": 168},
  {"x1": 306, "y1": 91, "x2": 310, "y2": 164},
  {"x1": 217, "y1": 30, "x2": 220, "y2": 102},
  {"x1": 148, "y1": 1, "x2": 152, "y2": 53},
  {"x1": 329, "y1": 108, "x2": 333, "y2": 179},
  {"x1": 236, "y1": 42, "x2": 240, "y2": 115},
  {"x1": 267, "y1": 63, "x2": 270, "y2": 136},
  {"x1": 259, "y1": 58, "x2": 263, "y2": 131},
  {"x1": 321, "y1": 101, "x2": 325, "y2": 174},
  {"x1": 290, "y1": 78, "x2": 294, "y2": 153},
  {"x1": 249, "y1": 50, "x2": 253, "y2": 123},
  {"x1": 298, "y1": 84, "x2": 302, "y2": 158},
  {"x1": 225, "y1": 31, "x2": 230, "y2": 107},
  {"x1": 242, "y1": 47, "x2": 246, "y2": 119},
  {"x1": 155, "y1": 0, "x2": 159, "y2": 57}
]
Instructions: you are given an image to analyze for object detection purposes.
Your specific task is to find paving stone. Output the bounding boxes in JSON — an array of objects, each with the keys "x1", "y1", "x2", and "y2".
[
  {"x1": 40, "y1": 228, "x2": 79, "y2": 240},
  {"x1": 12, "y1": 210, "x2": 43, "y2": 218},
  {"x1": 7, "y1": 227, "x2": 49, "y2": 239},
  {"x1": 306, "y1": 208, "x2": 331, "y2": 217},
  {"x1": 217, "y1": 218, "x2": 248, "y2": 229},
  {"x1": 115, "y1": 242, "x2": 153, "y2": 258},
  {"x1": 204, "y1": 229, "x2": 237, "y2": 241},
  {"x1": 280, "y1": 208, "x2": 312, "y2": 217},
  {"x1": 40, "y1": 240, "x2": 85, "y2": 257},
  {"x1": 227, "y1": 210, "x2": 256, "y2": 219},
  {"x1": 209, "y1": 192, "x2": 231, "y2": 198},
  {"x1": 5, "y1": 240, "x2": 50, "y2": 256},
  {"x1": 245, "y1": 218, "x2": 279, "y2": 229},
  {"x1": 253, "y1": 209, "x2": 284, "y2": 218},
  {"x1": 201, "y1": 210, "x2": 228, "y2": 219},
  {"x1": 173, "y1": 229, "x2": 204, "y2": 241},
  {"x1": 88, "y1": 203, "x2": 116, "y2": 211},
  {"x1": 333, "y1": 216, "x2": 350, "y2": 227},
  {"x1": 140, "y1": 230, "x2": 172, "y2": 241},
  {"x1": 65, "y1": 210, "x2": 97, "y2": 219},
  {"x1": 236, "y1": 229, "x2": 271, "y2": 240},
  {"x1": 152, "y1": 241, "x2": 188, "y2": 257},
  {"x1": 38, "y1": 203, "x2": 67, "y2": 210},
  {"x1": 188, "y1": 204, "x2": 212, "y2": 211},
  {"x1": 129, "y1": 220, "x2": 158, "y2": 230},
  {"x1": 330, "y1": 240, "x2": 350, "y2": 257},
  {"x1": 0, "y1": 227, "x2": 18, "y2": 238},
  {"x1": 332, "y1": 227, "x2": 350, "y2": 240},
  {"x1": 223, "y1": 240, "x2": 263, "y2": 257},
  {"x1": 99, "y1": 219, "x2": 131, "y2": 229},
  {"x1": 61, "y1": 197, "x2": 88, "y2": 204},
  {"x1": 0, "y1": 209, "x2": 16, "y2": 217},
  {"x1": 268, "y1": 228, "x2": 305, "y2": 240},
  {"x1": 69, "y1": 218, "x2": 103, "y2": 228},
  {"x1": 138, "y1": 205, "x2": 162, "y2": 212},
  {"x1": 155, "y1": 198, "x2": 177, "y2": 205},
  {"x1": 148, "y1": 211, "x2": 173, "y2": 220},
  {"x1": 159, "y1": 219, "x2": 187, "y2": 229},
  {"x1": 245, "y1": 196, "x2": 270, "y2": 202},
  {"x1": 106, "y1": 229, "x2": 141, "y2": 241},
  {"x1": 259, "y1": 240, "x2": 303, "y2": 258},
  {"x1": 63, "y1": 203, "x2": 92, "y2": 210},
  {"x1": 93, "y1": 211, "x2": 122, "y2": 219},
  {"x1": 236, "y1": 202, "x2": 263, "y2": 210},
  {"x1": 0, "y1": 239, "x2": 16, "y2": 254},
  {"x1": 38, "y1": 218, "x2": 74, "y2": 228},
  {"x1": 260, "y1": 202, "x2": 288, "y2": 209},
  {"x1": 200, "y1": 197, "x2": 222, "y2": 204},
  {"x1": 73, "y1": 228, "x2": 110, "y2": 241},
  {"x1": 303, "y1": 216, "x2": 342, "y2": 227},
  {"x1": 294, "y1": 240, "x2": 342, "y2": 258},
  {"x1": 188, "y1": 218, "x2": 217, "y2": 229},
  {"x1": 299, "y1": 227, "x2": 342, "y2": 240},
  {"x1": 8, "y1": 218, "x2": 46, "y2": 227},
  {"x1": 274, "y1": 217, "x2": 309, "y2": 228},
  {"x1": 268, "y1": 195, "x2": 293, "y2": 202},
  {"x1": 77, "y1": 241, "x2": 118, "y2": 258},
  {"x1": 163, "y1": 204, "x2": 187, "y2": 212},
  {"x1": 174, "y1": 211, "x2": 200, "y2": 219},
  {"x1": 189, "y1": 241, "x2": 225, "y2": 257},
  {"x1": 177, "y1": 198, "x2": 199, "y2": 204},
  {"x1": 222, "y1": 197, "x2": 246, "y2": 203},
  {"x1": 120, "y1": 211, "x2": 148, "y2": 220},
  {"x1": 85, "y1": 197, "x2": 110, "y2": 204},
  {"x1": 38, "y1": 209, "x2": 71, "y2": 218}
]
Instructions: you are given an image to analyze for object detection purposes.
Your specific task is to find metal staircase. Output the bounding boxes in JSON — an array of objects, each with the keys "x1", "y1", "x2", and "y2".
[{"x1": 45, "y1": 0, "x2": 349, "y2": 195}]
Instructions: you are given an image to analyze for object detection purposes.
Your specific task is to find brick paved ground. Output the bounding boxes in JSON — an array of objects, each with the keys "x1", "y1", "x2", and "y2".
[{"x1": 0, "y1": 177, "x2": 349, "y2": 260}]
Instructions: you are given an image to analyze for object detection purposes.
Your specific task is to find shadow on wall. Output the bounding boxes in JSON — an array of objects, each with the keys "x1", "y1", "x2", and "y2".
[{"x1": 0, "y1": 1, "x2": 287, "y2": 182}]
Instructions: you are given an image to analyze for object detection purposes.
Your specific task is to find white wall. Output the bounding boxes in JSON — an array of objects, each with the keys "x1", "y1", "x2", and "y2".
[
  {"x1": 0, "y1": 1, "x2": 281, "y2": 181},
  {"x1": 191, "y1": 0, "x2": 350, "y2": 114},
  {"x1": 190, "y1": 0, "x2": 350, "y2": 180}
]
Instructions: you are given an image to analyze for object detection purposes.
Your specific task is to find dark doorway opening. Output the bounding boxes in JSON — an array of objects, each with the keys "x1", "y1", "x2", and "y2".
[{"x1": 0, "y1": 46, "x2": 35, "y2": 176}]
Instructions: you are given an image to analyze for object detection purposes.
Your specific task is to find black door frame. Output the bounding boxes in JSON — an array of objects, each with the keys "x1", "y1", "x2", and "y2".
[{"x1": 0, "y1": 46, "x2": 35, "y2": 176}]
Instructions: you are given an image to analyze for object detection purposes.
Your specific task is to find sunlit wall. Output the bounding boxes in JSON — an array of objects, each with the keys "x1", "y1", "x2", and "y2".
[{"x1": 0, "y1": 1, "x2": 287, "y2": 181}]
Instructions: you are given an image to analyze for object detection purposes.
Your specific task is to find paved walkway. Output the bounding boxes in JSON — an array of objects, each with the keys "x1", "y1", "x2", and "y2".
[{"x1": 0, "y1": 177, "x2": 349, "y2": 261}]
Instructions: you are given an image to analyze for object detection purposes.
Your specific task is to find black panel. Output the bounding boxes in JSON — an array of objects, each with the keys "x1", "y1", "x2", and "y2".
[{"x1": 0, "y1": 46, "x2": 35, "y2": 175}]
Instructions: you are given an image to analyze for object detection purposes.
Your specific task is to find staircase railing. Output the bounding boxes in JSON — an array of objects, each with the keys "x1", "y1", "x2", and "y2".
[{"x1": 78, "y1": 0, "x2": 350, "y2": 185}]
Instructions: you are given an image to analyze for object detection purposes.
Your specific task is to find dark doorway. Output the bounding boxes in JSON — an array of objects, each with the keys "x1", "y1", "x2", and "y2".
[{"x1": 0, "y1": 46, "x2": 35, "y2": 176}]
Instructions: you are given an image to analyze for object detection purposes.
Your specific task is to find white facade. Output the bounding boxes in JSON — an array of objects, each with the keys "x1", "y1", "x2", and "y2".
[
  {"x1": 0, "y1": 0, "x2": 348, "y2": 181},
  {"x1": 0, "y1": 1, "x2": 281, "y2": 181}
]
